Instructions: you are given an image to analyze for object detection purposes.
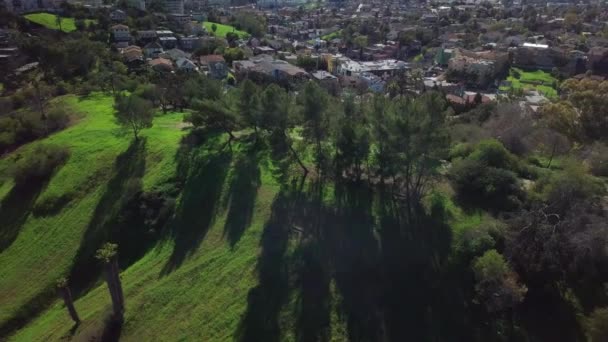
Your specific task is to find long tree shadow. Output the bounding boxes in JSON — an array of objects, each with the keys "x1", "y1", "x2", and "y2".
[
  {"x1": 377, "y1": 196, "x2": 456, "y2": 341},
  {"x1": 160, "y1": 143, "x2": 232, "y2": 275},
  {"x1": 68, "y1": 139, "x2": 147, "y2": 295},
  {"x1": 0, "y1": 180, "x2": 48, "y2": 253},
  {"x1": 222, "y1": 149, "x2": 261, "y2": 248},
  {"x1": 236, "y1": 190, "x2": 298, "y2": 342},
  {"x1": 326, "y1": 183, "x2": 384, "y2": 342}
]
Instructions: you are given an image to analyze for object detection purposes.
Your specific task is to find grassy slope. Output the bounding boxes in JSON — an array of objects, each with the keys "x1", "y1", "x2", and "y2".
[
  {"x1": 24, "y1": 13, "x2": 96, "y2": 33},
  {"x1": 5, "y1": 95, "x2": 484, "y2": 341},
  {"x1": 203, "y1": 21, "x2": 249, "y2": 38},
  {"x1": 0, "y1": 93, "x2": 185, "y2": 333}
]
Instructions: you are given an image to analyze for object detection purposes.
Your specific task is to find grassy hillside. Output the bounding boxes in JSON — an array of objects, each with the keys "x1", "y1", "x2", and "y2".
[
  {"x1": 0, "y1": 93, "x2": 185, "y2": 337},
  {"x1": 24, "y1": 13, "x2": 96, "y2": 33},
  {"x1": 203, "y1": 21, "x2": 249, "y2": 39},
  {"x1": 3, "y1": 94, "x2": 488, "y2": 341}
]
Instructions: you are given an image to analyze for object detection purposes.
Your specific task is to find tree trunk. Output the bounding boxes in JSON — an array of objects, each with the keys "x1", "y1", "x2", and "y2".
[
  {"x1": 546, "y1": 141, "x2": 557, "y2": 169},
  {"x1": 288, "y1": 139, "x2": 308, "y2": 177},
  {"x1": 104, "y1": 256, "x2": 124, "y2": 320},
  {"x1": 58, "y1": 286, "x2": 80, "y2": 324}
]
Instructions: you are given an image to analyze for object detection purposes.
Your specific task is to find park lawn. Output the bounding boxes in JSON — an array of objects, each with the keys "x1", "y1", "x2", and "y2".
[
  {"x1": 0, "y1": 93, "x2": 185, "y2": 334},
  {"x1": 203, "y1": 21, "x2": 249, "y2": 39},
  {"x1": 500, "y1": 67, "x2": 558, "y2": 98},
  {"x1": 24, "y1": 13, "x2": 96, "y2": 33}
]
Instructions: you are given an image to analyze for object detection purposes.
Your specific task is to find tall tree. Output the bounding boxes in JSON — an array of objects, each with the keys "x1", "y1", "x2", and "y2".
[
  {"x1": 55, "y1": 14, "x2": 62, "y2": 32},
  {"x1": 389, "y1": 92, "x2": 450, "y2": 218},
  {"x1": 189, "y1": 98, "x2": 238, "y2": 147},
  {"x1": 260, "y1": 84, "x2": 308, "y2": 176},
  {"x1": 95, "y1": 243, "x2": 125, "y2": 321},
  {"x1": 113, "y1": 94, "x2": 154, "y2": 140},
  {"x1": 334, "y1": 95, "x2": 369, "y2": 181},
  {"x1": 301, "y1": 81, "x2": 328, "y2": 175},
  {"x1": 238, "y1": 79, "x2": 262, "y2": 141}
]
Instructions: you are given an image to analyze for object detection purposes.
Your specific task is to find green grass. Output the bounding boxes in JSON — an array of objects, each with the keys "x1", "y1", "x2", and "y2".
[
  {"x1": 23, "y1": 13, "x2": 96, "y2": 33},
  {"x1": 0, "y1": 93, "x2": 185, "y2": 336},
  {"x1": 321, "y1": 29, "x2": 342, "y2": 41},
  {"x1": 500, "y1": 67, "x2": 558, "y2": 98},
  {"x1": 4, "y1": 94, "x2": 492, "y2": 341},
  {"x1": 203, "y1": 22, "x2": 249, "y2": 39}
]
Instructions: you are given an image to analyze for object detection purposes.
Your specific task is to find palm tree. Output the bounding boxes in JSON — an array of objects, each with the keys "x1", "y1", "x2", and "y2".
[
  {"x1": 56, "y1": 277, "x2": 80, "y2": 324},
  {"x1": 96, "y1": 243, "x2": 125, "y2": 321}
]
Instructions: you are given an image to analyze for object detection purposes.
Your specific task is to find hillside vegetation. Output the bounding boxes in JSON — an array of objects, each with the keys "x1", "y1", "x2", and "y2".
[{"x1": 2, "y1": 92, "x2": 490, "y2": 341}]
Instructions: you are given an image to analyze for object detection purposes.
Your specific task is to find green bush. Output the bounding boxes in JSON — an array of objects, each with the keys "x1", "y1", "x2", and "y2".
[
  {"x1": 46, "y1": 106, "x2": 70, "y2": 132},
  {"x1": 12, "y1": 144, "x2": 70, "y2": 184},
  {"x1": 469, "y1": 139, "x2": 519, "y2": 171},
  {"x1": 587, "y1": 307, "x2": 608, "y2": 342},
  {"x1": 587, "y1": 143, "x2": 608, "y2": 177},
  {"x1": 449, "y1": 140, "x2": 524, "y2": 211},
  {"x1": 450, "y1": 158, "x2": 521, "y2": 210},
  {"x1": 449, "y1": 142, "x2": 474, "y2": 161},
  {"x1": 460, "y1": 221, "x2": 505, "y2": 257},
  {"x1": 535, "y1": 160, "x2": 603, "y2": 213}
]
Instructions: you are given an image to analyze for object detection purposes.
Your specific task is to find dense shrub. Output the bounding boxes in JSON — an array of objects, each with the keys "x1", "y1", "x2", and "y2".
[
  {"x1": 534, "y1": 160, "x2": 603, "y2": 214},
  {"x1": 460, "y1": 221, "x2": 505, "y2": 258},
  {"x1": 469, "y1": 139, "x2": 519, "y2": 170},
  {"x1": 449, "y1": 142, "x2": 474, "y2": 160},
  {"x1": 450, "y1": 158, "x2": 521, "y2": 210},
  {"x1": 587, "y1": 307, "x2": 608, "y2": 342},
  {"x1": 449, "y1": 140, "x2": 523, "y2": 210},
  {"x1": 0, "y1": 105, "x2": 71, "y2": 153},
  {"x1": 12, "y1": 144, "x2": 69, "y2": 184},
  {"x1": 587, "y1": 142, "x2": 608, "y2": 177}
]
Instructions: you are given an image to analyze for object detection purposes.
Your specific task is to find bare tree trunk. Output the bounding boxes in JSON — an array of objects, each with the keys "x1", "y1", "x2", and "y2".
[
  {"x1": 104, "y1": 256, "x2": 124, "y2": 320},
  {"x1": 288, "y1": 140, "x2": 308, "y2": 177},
  {"x1": 58, "y1": 286, "x2": 80, "y2": 324}
]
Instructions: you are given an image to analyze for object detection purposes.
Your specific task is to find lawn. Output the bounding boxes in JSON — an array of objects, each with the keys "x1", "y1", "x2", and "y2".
[
  {"x1": 203, "y1": 21, "x2": 249, "y2": 39},
  {"x1": 23, "y1": 13, "x2": 96, "y2": 33},
  {"x1": 500, "y1": 67, "x2": 558, "y2": 98}
]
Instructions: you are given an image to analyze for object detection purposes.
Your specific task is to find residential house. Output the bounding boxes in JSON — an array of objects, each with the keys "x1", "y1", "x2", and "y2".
[
  {"x1": 335, "y1": 58, "x2": 409, "y2": 78},
  {"x1": 159, "y1": 36, "x2": 178, "y2": 49},
  {"x1": 110, "y1": 9, "x2": 127, "y2": 22},
  {"x1": 144, "y1": 42, "x2": 164, "y2": 58},
  {"x1": 312, "y1": 70, "x2": 340, "y2": 95},
  {"x1": 233, "y1": 55, "x2": 309, "y2": 87},
  {"x1": 159, "y1": 48, "x2": 189, "y2": 61},
  {"x1": 148, "y1": 57, "x2": 174, "y2": 72},
  {"x1": 179, "y1": 36, "x2": 199, "y2": 51},
  {"x1": 137, "y1": 30, "x2": 157, "y2": 43},
  {"x1": 111, "y1": 24, "x2": 131, "y2": 43},
  {"x1": 199, "y1": 54, "x2": 228, "y2": 79},
  {"x1": 176, "y1": 57, "x2": 198, "y2": 72},
  {"x1": 447, "y1": 48, "x2": 509, "y2": 87},
  {"x1": 120, "y1": 45, "x2": 144, "y2": 67},
  {"x1": 360, "y1": 72, "x2": 385, "y2": 93},
  {"x1": 513, "y1": 43, "x2": 568, "y2": 70}
]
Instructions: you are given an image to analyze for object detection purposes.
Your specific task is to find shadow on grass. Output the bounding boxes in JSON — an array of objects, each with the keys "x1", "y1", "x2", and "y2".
[
  {"x1": 0, "y1": 180, "x2": 48, "y2": 253},
  {"x1": 236, "y1": 191, "x2": 296, "y2": 342},
  {"x1": 237, "y1": 180, "x2": 464, "y2": 341},
  {"x1": 160, "y1": 141, "x2": 232, "y2": 275},
  {"x1": 222, "y1": 150, "x2": 261, "y2": 248},
  {"x1": 68, "y1": 138, "x2": 147, "y2": 296}
]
